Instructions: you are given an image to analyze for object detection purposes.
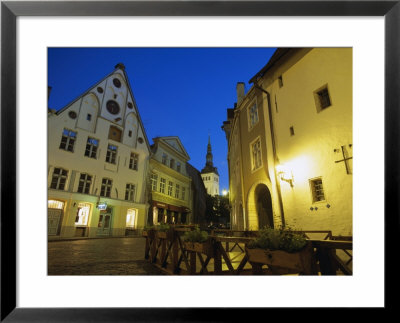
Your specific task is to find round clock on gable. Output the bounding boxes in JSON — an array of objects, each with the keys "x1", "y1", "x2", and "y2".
[{"x1": 106, "y1": 100, "x2": 120, "y2": 115}]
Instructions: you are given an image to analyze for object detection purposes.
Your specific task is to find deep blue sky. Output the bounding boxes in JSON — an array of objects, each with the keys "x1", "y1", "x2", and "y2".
[{"x1": 48, "y1": 48, "x2": 276, "y2": 193}]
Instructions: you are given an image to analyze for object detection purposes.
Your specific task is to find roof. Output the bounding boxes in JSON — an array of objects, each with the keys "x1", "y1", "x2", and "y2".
[{"x1": 248, "y1": 48, "x2": 291, "y2": 84}]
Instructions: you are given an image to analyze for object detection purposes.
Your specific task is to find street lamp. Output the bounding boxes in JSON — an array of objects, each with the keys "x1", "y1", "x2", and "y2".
[{"x1": 222, "y1": 189, "x2": 228, "y2": 196}]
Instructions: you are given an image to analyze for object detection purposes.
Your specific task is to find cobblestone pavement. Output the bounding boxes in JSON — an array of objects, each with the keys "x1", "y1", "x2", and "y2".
[{"x1": 48, "y1": 237, "x2": 166, "y2": 275}]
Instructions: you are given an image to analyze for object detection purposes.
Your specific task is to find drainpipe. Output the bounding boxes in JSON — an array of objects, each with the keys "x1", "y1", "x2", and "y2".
[
  {"x1": 236, "y1": 113, "x2": 248, "y2": 230},
  {"x1": 253, "y1": 83, "x2": 286, "y2": 228}
]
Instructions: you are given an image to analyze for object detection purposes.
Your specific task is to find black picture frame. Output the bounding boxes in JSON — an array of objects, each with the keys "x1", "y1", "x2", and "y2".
[{"x1": 1, "y1": 1, "x2": 398, "y2": 321}]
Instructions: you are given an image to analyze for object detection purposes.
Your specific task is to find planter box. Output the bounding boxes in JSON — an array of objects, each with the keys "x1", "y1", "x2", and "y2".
[
  {"x1": 184, "y1": 241, "x2": 213, "y2": 257},
  {"x1": 156, "y1": 230, "x2": 175, "y2": 240},
  {"x1": 246, "y1": 243, "x2": 317, "y2": 274},
  {"x1": 142, "y1": 229, "x2": 155, "y2": 239}
]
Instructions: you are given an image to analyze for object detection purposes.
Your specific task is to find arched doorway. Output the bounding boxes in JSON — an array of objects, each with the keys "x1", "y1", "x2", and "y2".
[{"x1": 254, "y1": 184, "x2": 274, "y2": 229}]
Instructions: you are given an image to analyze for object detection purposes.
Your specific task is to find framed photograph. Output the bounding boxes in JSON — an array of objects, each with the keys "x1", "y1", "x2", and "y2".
[{"x1": 2, "y1": 0, "x2": 398, "y2": 321}]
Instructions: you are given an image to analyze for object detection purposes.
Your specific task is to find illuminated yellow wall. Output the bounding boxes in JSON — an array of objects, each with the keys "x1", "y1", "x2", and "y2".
[
  {"x1": 262, "y1": 48, "x2": 352, "y2": 235},
  {"x1": 226, "y1": 48, "x2": 352, "y2": 236}
]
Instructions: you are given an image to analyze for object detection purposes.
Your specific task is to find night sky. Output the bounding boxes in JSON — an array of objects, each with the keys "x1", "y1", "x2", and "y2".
[{"x1": 48, "y1": 48, "x2": 276, "y2": 193}]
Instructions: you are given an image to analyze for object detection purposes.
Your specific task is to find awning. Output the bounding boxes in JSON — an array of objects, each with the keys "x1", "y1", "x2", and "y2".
[{"x1": 152, "y1": 201, "x2": 190, "y2": 213}]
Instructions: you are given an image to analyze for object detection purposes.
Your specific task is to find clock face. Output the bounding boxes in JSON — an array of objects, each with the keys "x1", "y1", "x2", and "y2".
[{"x1": 106, "y1": 100, "x2": 120, "y2": 115}]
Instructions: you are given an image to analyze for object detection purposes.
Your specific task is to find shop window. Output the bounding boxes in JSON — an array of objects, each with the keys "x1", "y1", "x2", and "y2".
[
  {"x1": 126, "y1": 209, "x2": 137, "y2": 228},
  {"x1": 85, "y1": 137, "x2": 98, "y2": 159},
  {"x1": 75, "y1": 203, "x2": 90, "y2": 226},
  {"x1": 48, "y1": 200, "x2": 64, "y2": 209},
  {"x1": 106, "y1": 144, "x2": 118, "y2": 164},
  {"x1": 125, "y1": 183, "x2": 136, "y2": 201},
  {"x1": 59, "y1": 129, "x2": 76, "y2": 152},
  {"x1": 77, "y1": 173, "x2": 92, "y2": 194},
  {"x1": 100, "y1": 178, "x2": 112, "y2": 197},
  {"x1": 129, "y1": 152, "x2": 139, "y2": 170},
  {"x1": 50, "y1": 168, "x2": 68, "y2": 190}
]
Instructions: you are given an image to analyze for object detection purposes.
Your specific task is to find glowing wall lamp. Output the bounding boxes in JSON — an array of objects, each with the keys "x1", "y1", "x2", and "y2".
[
  {"x1": 276, "y1": 164, "x2": 294, "y2": 187},
  {"x1": 222, "y1": 189, "x2": 228, "y2": 196}
]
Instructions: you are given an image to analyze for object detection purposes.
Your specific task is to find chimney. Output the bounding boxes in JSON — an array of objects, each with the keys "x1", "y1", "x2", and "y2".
[{"x1": 236, "y1": 82, "x2": 245, "y2": 105}]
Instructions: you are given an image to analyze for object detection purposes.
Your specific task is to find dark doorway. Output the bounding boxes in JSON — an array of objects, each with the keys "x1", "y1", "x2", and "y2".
[{"x1": 255, "y1": 184, "x2": 274, "y2": 229}]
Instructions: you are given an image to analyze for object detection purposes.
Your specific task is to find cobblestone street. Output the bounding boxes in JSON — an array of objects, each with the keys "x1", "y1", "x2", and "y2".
[{"x1": 48, "y1": 237, "x2": 165, "y2": 275}]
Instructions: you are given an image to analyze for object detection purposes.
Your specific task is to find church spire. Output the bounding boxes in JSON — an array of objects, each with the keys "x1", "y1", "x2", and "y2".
[{"x1": 206, "y1": 135, "x2": 213, "y2": 167}]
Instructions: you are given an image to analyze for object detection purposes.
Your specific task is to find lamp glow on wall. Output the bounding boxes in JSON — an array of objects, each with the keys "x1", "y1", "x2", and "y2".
[
  {"x1": 222, "y1": 189, "x2": 228, "y2": 196},
  {"x1": 276, "y1": 164, "x2": 294, "y2": 187}
]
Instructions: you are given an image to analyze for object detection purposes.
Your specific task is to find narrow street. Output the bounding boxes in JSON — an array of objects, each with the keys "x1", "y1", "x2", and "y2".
[{"x1": 48, "y1": 237, "x2": 165, "y2": 275}]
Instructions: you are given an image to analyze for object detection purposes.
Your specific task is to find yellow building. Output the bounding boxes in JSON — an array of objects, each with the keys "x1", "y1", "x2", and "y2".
[
  {"x1": 223, "y1": 48, "x2": 352, "y2": 236},
  {"x1": 148, "y1": 137, "x2": 192, "y2": 224},
  {"x1": 48, "y1": 63, "x2": 151, "y2": 239}
]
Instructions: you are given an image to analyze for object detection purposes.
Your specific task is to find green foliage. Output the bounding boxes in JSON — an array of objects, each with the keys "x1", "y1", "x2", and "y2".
[
  {"x1": 143, "y1": 225, "x2": 155, "y2": 231},
  {"x1": 247, "y1": 227, "x2": 307, "y2": 253},
  {"x1": 183, "y1": 227, "x2": 209, "y2": 243}
]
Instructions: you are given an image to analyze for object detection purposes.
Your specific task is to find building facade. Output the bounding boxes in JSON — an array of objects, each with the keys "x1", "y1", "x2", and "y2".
[
  {"x1": 201, "y1": 137, "x2": 220, "y2": 196},
  {"x1": 186, "y1": 163, "x2": 207, "y2": 226},
  {"x1": 223, "y1": 48, "x2": 352, "y2": 236},
  {"x1": 148, "y1": 137, "x2": 192, "y2": 225},
  {"x1": 48, "y1": 63, "x2": 151, "y2": 239}
]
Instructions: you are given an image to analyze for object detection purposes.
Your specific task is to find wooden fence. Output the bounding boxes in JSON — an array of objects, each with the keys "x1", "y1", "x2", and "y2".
[{"x1": 142, "y1": 226, "x2": 352, "y2": 275}]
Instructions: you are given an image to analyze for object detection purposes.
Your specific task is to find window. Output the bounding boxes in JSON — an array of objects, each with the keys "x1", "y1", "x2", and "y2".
[
  {"x1": 159, "y1": 178, "x2": 166, "y2": 194},
  {"x1": 59, "y1": 129, "x2": 76, "y2": 152},
  {"x1": 77, "y1": 173, "x2": 92, "y2": 194},
  {"x1": 176, "y1": 162, "x2": 181, "y2": 172},
  {"x1": 129, "y1": 152, "x2": 139, "y2": 170},
  {"x1": 85, "y1": 137, "x2": 98, "y2": 159},
  {"x1": 87, "y1": 114, "x2": 92, "y2": 121},
  {"x1": 249, "y1": 103, "x2": 259, "y2": 128},
  {"x1": 126, "y1": 209, "x2": 136, "y2": 228},
  {"x1": 251, "y1": 138, "x2": 262, "y2": 171},
  {"x1": 50, "y1": 168, "x2": 68, "y2": 190},
  {"x1": 162, "y1": 153, "x2": 168, "y2": 165},
  {"x1": 310, "y1": 178, "x2": 326, "y2": 202},
  {"x1": 128, "y1": 130, "x2": 132, "y2": 137},
  {"x1": 125, "y1": 183, "x2": 136, "y2": 201},
  {"x1": 151, "y1": 174, "x2": 158, "y2": 191},
  {"x1": 100, "y1": 178, "x2": 112, "y2": 197},
  {"x1": 75, "y1": 203, "x2": 90, "y2": 226},
  {"x1": 314, "y1": 85, "x2": 332, "y2": 112},
  {"x1": 168, "y1": 181, "x2": 173, "y2": 196},
  {"x1": 278, "y1": 75, "x2": 283, "y2": 88},
  {"x1": 175, "y1": 184, "x2": 180, "y2": 198},
  {"x1": 181, "y1": 187, "x2": 186, "y2": 200},
  {"x1": 170, "y1": 159, "x2": 175, "y2": 169},
  {"x1": 106, "y1": 144, "x2": 118, "y2": 164},
  {"x1": 290, "y1": 126, "x2": 295, "y2": 136}
]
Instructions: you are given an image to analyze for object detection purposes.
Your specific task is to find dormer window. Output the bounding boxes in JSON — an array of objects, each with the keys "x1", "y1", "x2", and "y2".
[{"x1": 162, "y1": 153, "x2": 168, "y2": 165}]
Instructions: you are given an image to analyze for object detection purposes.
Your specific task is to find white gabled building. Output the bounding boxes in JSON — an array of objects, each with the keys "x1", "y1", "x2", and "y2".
[{"x1": 48, "y1": 63, "x2": 151, "y2": 239}]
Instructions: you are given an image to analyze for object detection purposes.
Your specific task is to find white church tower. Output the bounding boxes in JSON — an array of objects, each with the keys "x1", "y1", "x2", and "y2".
[{"x1": 201, "y1": 136, "x2": 220, "y2": 196}]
